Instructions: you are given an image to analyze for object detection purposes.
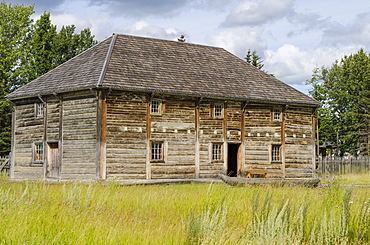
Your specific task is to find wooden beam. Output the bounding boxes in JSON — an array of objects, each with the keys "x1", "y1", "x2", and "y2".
[
  {"x1": 312, "y1": 109, "x2": 318, "y2": 177},
  {"x1": 58, "y1": 94, "x2": 63, "y2": 179},
  {"x1": 281, "y1": 105, "x2": 288, "y2": 178},
  {"x1": 96, "y1": 90, "x2": 107, "y2": 179},
  {"x1": 195, "y1": 97, "x2": 201, "y2": 178},
  {"x1": 43, "y1": 96, "x2": 48, "y2": 180},
  {"x1": 240, "y1": 101, "x2": 247, "y2": 176},
  {"x1": 145, "y1": 93, "x2": 152, "y2": 179},
  {"x1": 9, "y1": 102, "x2": 15, "y2": 179}
]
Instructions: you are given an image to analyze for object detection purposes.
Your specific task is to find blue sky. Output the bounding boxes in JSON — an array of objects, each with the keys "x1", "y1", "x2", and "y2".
[{"x1": 6, "y1": 0, "x2": 370, "y2": 94}]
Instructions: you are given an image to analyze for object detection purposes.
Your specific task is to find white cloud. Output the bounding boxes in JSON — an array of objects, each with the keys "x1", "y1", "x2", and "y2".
[
  {"x1": 322, "y1": 12, "x2": 370, "y2": 49},
  {"x1": 89, "y1": 0, "x2": 191, "y2": 18},
  {"x1": 207, "y1": 26, "x2": 268, "y2": 58},
  {"x1": 222, "y1": 0, "x2": 294, "y2": 27},
  {"x1": 264, "y1": 44, "x2": 363, "y2": 93},
  {"x1": 50, "y1": 13, "x2": 92, "y2": 32},
  {"x1": 115, "y1": 21, "x2": 183, "y2": 41}
]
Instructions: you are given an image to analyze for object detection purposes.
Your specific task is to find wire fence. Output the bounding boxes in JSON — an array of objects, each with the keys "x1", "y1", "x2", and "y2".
[{"x1": 317, "y1": 156, "x2": 370, "y2": 175}]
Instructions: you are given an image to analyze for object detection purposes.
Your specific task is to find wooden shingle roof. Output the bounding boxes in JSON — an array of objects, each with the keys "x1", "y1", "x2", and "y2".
[{"x1": 7, "y1": 34, "x2": 320, "y2": 106}]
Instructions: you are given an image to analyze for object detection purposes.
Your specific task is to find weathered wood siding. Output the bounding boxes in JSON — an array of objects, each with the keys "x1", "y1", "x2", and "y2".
[
  {"x1": 284, "y1": 107, "x2": 314, "y2": 178},
  {"x1": 150, "y1": 95, "x2": 196, "y2": 179},
  {"x1": 12, "y1": 98, "x2": 44, "y2": 179},
  {"x1": 106, "y1": 91, "x2": 147, "y2": 179},
  {"x1": 226, "y1": 102, "x2": 242, "y2": 142},
  {"x1": 11, "y1": 88, "x2": 316, "y2": 180},
  {"x1": 244, "y1": 105, "x2": 283, "y2": 177},
  {"x1": 198, "y1": 100, "x2": 225, "y2": 178},
  {"x1": 61, "y1": 92, "x2": 97, "y2": 179},
  {"x1": 12, "y1": 91, "x2": 97, "y2": 180},
  {"x1": 46, "y1": 98, "x2": 60, "y2": 142}
]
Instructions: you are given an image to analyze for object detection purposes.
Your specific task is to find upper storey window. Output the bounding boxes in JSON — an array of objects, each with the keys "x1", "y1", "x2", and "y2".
[{"x1": 150, "y1": 99, "x2": 162, "y2": 115}]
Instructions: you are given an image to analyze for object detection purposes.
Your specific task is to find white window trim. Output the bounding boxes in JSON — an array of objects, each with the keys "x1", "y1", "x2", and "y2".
[
  {"x1": 150, "y1": 141, "x2": 167, "y2": 162},
  {"x1": 269, "y1": 144, "x2": 282, "y2": 163},
  {"x1": 35, "y1": 103, "x2": 45, "y2": 118},
  {"x1": 213, "y1": 103, "x2": 224, "y2": 118},
  {"x1": 272, "y1": 108, "x2": 281, "y2": 121},
  {"x1": 32, "y1": 142, "x2": 44, "y2": 164},
  {"x1": 150, "y1": 99, "x2": 163, "y2": 115},
  {"x1": 210, "y1": 142, "x2": 224, "y2": 162}
]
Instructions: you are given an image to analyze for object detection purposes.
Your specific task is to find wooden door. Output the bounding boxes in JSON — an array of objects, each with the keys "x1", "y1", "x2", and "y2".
[{"x1": 47, "y1": 142, "x2": 60, "y2": 178}]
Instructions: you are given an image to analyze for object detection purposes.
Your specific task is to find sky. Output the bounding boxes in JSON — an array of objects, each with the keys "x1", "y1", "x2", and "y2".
[{"x1": 5, "y1": 0, "x2": 370, "y2": 94}]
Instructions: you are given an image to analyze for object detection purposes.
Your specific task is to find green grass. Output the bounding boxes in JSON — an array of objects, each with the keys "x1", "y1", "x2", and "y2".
[
  {"x1": 0, "y1": 178, "x2": 370, "y2": 244},
  {"x1": 321, "y1": 172, "x2": 370, "y2": 185}
]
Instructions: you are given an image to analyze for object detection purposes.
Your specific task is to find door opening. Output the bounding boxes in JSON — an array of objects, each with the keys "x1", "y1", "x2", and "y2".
[
  {"x1": 227, "y1": 143, "x2": 240, "y2": 177},
  {"x1": 47, "y1": 142, "x2": 60, "y2": 178}
]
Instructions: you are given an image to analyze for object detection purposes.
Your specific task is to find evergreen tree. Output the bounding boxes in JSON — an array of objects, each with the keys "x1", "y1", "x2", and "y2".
[
  {"x1": 307, "y1": 49, "x2": 370, "y2": 155},
  {"x1": 245, "y1": 49, "x2": 264, "y2": 70}
]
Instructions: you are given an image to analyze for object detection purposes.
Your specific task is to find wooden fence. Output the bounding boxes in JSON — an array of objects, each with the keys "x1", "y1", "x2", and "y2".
[
  {"x1": 317, "y1": 156, "x2": 370, "y2": 175},
  {"x1": 0, "y1": 156, "x2": 10, "y2": 173}
]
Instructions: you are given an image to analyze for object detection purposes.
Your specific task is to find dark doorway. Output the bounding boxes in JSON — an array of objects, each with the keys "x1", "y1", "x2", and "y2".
[
  {"x1": 227, "y1": 143, "x2": 240, "y2": 177},
  {"x1": 47, "y1": 142, "x2": 60, "y2": 178}
]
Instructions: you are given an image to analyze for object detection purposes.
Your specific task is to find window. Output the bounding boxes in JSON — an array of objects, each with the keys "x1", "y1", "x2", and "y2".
[
  {"x1": 273, "y1": 108, "x2": 281, "y2": 121},
  {"x1": 212, "y1": 143, "x2": 223, "y2": 161},
  {"x1": 33, "y1": 142, "x2": 44, "y2": 162},
  {"x1": 150, "y1": 99, "x2": 162, "y2": 115},
  {"x1": 36, "y1": 103, "x2": 44, "y2": 117},
  {"x1": 271, "y1": 145, "x2": 281, "y2": 162},
  {"x1": 151, "y1": 141, "x2": 164, "y2": 161},
  {"x1": 214, "y1": 103, "x2": 223, "y2": 118}
]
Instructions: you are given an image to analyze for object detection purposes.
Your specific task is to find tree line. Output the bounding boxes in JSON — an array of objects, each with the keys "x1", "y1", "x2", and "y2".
[{"x1": 0, "y1": 3, "x2": 97, "y2": 155}]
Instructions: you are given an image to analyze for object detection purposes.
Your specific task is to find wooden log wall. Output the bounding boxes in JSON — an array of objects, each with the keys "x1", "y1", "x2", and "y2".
[
  {"x1": 61, "y1": 91, "x2": 97, "y2": 179},
  {"x1": 106, "y1": 91, "x2": 147, "y2": 179},
  {"x1": 198, "y1": 100, "x2": 225, "y2": 177},
  {"x1": 150, "y1": 95, "x2": 196, "y2": 179},
  {"x1": 244, "y1": 105, "x2": 283, "y2": 177},
  {"x1": 284, "y1": 106, "x2": 315, "y2": 178},
  {"x1": 11, "y1": 88, "x2": 316, "y2": 180},
  {"x1": 12, "y1": 98, "x2": 44, "y2": 179}
]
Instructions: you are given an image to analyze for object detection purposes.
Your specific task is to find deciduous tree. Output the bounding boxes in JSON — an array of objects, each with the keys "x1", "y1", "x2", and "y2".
[
  {"x1": 0, "y1": 3, "x2": 34, "y2": 155},
  {"x1": 307, "y1": 49, "x2": 370, "y2": 155}
]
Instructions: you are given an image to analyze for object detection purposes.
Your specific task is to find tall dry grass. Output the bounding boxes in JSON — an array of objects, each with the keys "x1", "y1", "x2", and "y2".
[{"x1": 0, "y1": 178, "x2": 369, "y2": 244}]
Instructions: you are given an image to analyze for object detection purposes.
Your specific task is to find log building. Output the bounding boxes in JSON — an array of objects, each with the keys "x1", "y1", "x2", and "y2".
[{"x1": 6, "y1": 34, "x2": 320, "y2": 180}]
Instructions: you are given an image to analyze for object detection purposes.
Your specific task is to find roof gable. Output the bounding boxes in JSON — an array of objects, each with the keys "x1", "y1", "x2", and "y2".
[{"x1": 7, "y1": 34, "x2": 319, "y2": 106}]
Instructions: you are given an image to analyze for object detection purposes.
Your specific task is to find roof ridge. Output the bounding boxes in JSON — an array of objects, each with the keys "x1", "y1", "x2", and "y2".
[
  {"x1": 97, "y1": 33, "x2": 117, "y2": 87},
  {"x1": 113, "y1": 33, "x2": 225, "y2": 50}
]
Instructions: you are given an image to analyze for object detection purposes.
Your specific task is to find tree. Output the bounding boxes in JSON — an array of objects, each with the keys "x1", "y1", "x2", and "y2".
[
  {"x1": 53, "y1": 25, "x2": 97, "y2": 66},
  {"x1": 307, "y1": 49, "x2": 370, "y2": 156},
  {"x1": 27, "y1": 12, "x2": 57, "y2": 81},
  {"x1": 0, "y1": 4, "x2": 97, "y2": 155},
  {"x1": 0, "y1": 3, "x2": 34, "y2": 155},
  {"x1": 245, "y1": 49, "x2": 264, "y2": 70}
]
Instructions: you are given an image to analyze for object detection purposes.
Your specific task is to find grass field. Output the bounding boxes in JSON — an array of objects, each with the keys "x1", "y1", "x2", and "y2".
[{"x1": 1, "y1": 174, "x2": 370, "y2": 244}]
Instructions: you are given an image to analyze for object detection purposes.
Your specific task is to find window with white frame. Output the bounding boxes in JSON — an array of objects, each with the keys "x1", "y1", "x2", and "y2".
[
  {"x1": 33, "y1": 142, "x2": 44, "y2": 162},
  {"x1": 273, "y1": 108, "x2": 281, "y2": 121},
  {"x1": 150, "y1": 99, "x2": 162, "y2": 115},
  {"x1": 214, "y1": 103, "x2": 223, "y2": 118},
  {"x1": 151, "y1": 141, "x2": 164, "y2": 161},
  {"x1": 36, "y1": 103, "x2": 44, "y2": 118},
  {"x1": 271, "y1": 144, "x2": 281, "y2": 162},
  {"x1": 212, "y1": 143, "x2": 223, "y2": 161}
]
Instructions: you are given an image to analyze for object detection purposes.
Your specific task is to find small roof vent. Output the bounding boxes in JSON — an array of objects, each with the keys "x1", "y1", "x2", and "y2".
[{"x1": 177, "y1": 35, "x2": 186, "y2": 42}]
